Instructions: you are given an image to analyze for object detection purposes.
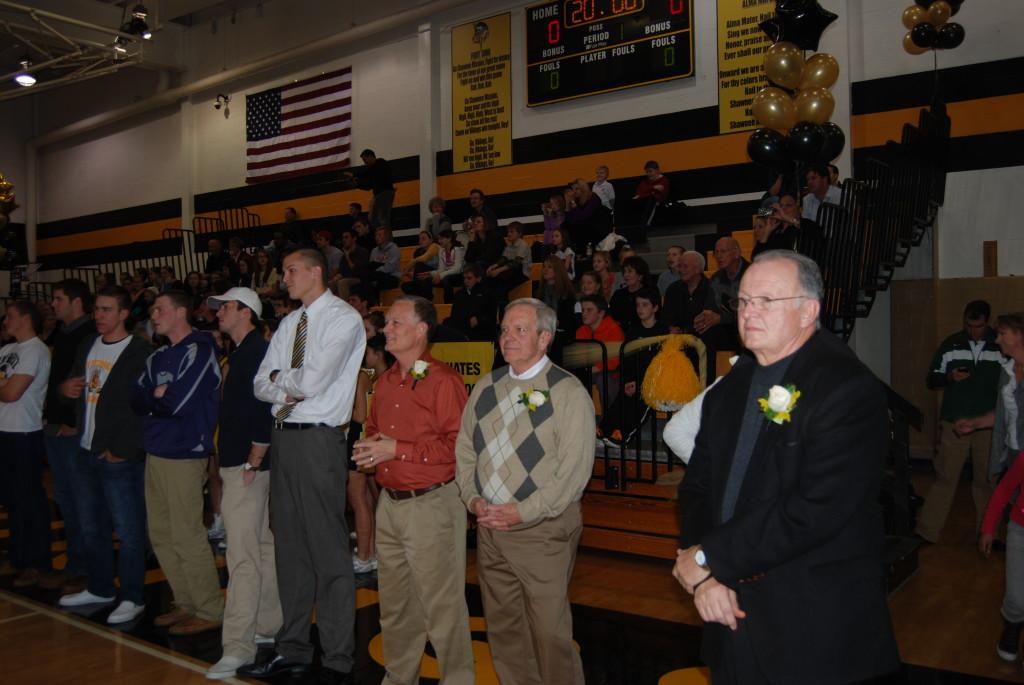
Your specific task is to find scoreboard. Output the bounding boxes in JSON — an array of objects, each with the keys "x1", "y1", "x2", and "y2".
[{"x1": 525, "y1": 0, "x2": 694, "y2": 107}]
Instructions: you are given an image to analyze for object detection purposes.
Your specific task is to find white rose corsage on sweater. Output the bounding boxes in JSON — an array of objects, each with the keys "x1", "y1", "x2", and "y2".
[
  {"x1": 758, "y1": 384, "x2": 800, "y2": 424},
  {"x1": 517, "y1": 388, "x2": 550, "y2": 412}
]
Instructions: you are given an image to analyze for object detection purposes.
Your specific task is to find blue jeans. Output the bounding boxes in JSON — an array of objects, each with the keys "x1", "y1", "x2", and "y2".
[
  {"x1": 74, "y1": 450, "x2": 146, "y2": 604},
  {"x1": 1, "y1": 431, "x2": 51, "y2": 571},
  {"x1": 44, "y1": 432, "x2": 87, "y2": 576}
]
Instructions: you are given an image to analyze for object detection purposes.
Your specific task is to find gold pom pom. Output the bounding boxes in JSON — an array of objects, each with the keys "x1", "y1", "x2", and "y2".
[{"x1": 640, "y1": 334, "x2": 704, "y2": 411}]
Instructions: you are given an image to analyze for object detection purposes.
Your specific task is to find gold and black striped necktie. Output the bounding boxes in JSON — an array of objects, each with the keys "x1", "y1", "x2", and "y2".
[{"x1": 275, "y1": 310, "x2": 307, "y2": 420}]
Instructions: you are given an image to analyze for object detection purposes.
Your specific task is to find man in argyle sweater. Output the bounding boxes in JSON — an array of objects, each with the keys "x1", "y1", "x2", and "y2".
[{"x1": 456, "y1": 297, "x2": 595, "y2": 685}]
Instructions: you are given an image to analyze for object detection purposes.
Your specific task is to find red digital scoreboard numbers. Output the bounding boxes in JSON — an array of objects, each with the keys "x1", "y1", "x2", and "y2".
[{"x1": 525, "y1": 0, "x2": 693, "y2": 106}]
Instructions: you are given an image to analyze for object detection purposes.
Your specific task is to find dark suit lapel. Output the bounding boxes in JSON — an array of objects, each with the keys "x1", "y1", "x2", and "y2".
[{"x1": 733, "y1": 332, "x2": 825, "y2": 513}]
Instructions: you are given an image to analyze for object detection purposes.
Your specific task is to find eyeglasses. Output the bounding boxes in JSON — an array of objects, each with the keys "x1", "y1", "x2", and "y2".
[{"x1": 728, "y1": 295, "x2": 808, "y2": 312}]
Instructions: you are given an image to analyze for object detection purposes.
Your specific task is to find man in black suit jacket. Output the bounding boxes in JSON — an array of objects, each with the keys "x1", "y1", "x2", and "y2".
[
  {"x1": 445, "y1": 266, "x2": 496, "y2": 342},
  {"x1": 673, "y1": 251, "x2": 899, "y2": 684}
]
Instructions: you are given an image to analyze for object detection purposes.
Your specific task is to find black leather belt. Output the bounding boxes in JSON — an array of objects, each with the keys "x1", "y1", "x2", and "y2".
[
  {"x1": 274, "y1": 421, "x2": 340, "y2": 431},
  {"x1": 385, "y1": 478, "x2": 454, "y2": 501}
]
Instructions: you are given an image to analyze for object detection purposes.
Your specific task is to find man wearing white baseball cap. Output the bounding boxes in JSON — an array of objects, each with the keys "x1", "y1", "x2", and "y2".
[{"x1": 205, "y1": 287, "x2": 281, "y2": 680}]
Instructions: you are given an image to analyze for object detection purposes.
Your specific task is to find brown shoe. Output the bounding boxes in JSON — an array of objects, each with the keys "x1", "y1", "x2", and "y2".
[
  {"x1": 168, "y1": 615, "x2": 222, "y2": 636},
  {"x1": 12, "y1": 568, "x2": 41, "y2": 588},
  {"x1": 153, "y1": 607, "x2": 191, "y2": 627},
  {"x1": 37, "y1": 570, "x2": 70, "y2": 590},
  {"x1": 0, "y1": 560, "x2": 17, "y2": 576},
  {"x1": 60, "y1": 576, "x2": 87, "y2": 595}
]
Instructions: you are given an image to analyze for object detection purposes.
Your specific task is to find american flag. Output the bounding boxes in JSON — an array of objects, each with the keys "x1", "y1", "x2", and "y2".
[{"x1": 245, "y1": 66, "x2": 352, "y2": 183}]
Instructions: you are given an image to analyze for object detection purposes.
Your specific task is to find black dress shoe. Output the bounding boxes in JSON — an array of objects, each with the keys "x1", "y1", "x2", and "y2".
[{"x1": 236, "y1": 651, "x2": 311, "y2": 680}]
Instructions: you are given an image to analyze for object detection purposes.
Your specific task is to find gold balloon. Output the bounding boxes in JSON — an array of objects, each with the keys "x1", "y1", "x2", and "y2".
[
  {"x1": 927, "y1": 0, "x2": 951, "y2": 25},
  {"x1": 752, "y1": 87, "x2": 798, "y2": 132},
  {"x1": 903, "y1": 31, "x2": 929, "y2": 54},
  {"x1": 800, "y1": 53, "x2": 839, "y2": 90},
  {"x1": 902, "y1": 5, "x2": 927, "y2": 29},
  {"x1": 763, "y1": 41, "x2": 805, "y2": 90},
  {"x1": 795, "y1": 87, "x2": 835, "y2": 124}
]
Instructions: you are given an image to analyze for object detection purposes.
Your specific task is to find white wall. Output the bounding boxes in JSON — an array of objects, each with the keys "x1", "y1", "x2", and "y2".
[{"x1": 37, "y1": 110, "x2": 184, "y2": 222}]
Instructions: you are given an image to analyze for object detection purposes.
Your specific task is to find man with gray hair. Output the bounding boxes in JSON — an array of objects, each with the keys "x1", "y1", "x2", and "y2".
[
  {"x1": 663, "y1": 249, "x2": 710, "y2": 334},
  {"x1": 673, "y1": 251, "x2": 899, "y2": 683},
  {"x1": 456, "y1": 298, "x2": 595, "y2": 685}
]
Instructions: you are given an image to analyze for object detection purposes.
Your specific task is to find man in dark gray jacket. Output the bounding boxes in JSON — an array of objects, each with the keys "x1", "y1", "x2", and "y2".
[{"x1": 57, "y1": 286, "x2": 153, "y2": 625}]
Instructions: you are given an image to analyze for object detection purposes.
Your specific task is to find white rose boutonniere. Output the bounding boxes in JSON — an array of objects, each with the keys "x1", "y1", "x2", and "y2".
[
  {"x1": 518, "y1": 387, "x2": 551, "y2": 412},
  {"x1": 758, "y1": 384, "x2": 800, "y2": 424},
  {"x1": 410, "y1": 359, "x2": 430, "y2": 388}
]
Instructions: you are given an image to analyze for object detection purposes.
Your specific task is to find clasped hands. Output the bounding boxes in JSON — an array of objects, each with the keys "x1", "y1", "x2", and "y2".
[
  {"x1": 673, "y1": 545, "x2": 746, "y2": 631},
  {"x1": 469, "y1": 497, "x2": 522, "y2": 531},
  {"x1": 352, "y1": 432, "x2": 397, "y2": 468}
]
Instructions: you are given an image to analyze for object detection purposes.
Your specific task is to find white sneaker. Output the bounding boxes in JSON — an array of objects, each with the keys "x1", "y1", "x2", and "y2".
[
  {"x1": 59, "y1": 589, "x2": 115, "y2": 607},
  {"x1": 353, "y1": 556, "x2": 378, "y2": 574},
  {"x1": 206, "y1": 655, "x2": 247, "y2": 680},
  {"x1": 254, "y1": 633, "x2": 275, "y2": 646},
  {"x1": 107, "y1": 600, "x2": 145, "y2": 624},
  {"x1": 207, "y1": 514, "x2": 226, "y2": 540}
]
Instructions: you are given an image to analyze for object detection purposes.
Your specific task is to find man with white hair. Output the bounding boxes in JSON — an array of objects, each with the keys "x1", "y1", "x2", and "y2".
[
  {"x1": 456, "y1": 298, "x2": 595, "y2": 685},
  {"x1": 672, "y1": 251, "x2": 900, "y2": 684},
  {"x1": 663, "y1": 250, "x2": 710, "y2": 334}
]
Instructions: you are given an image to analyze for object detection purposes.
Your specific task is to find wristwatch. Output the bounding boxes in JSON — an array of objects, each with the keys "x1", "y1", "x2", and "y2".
[
  {"x1": 243, "y1": 462, "x2": 258, "y2": 472},
  {"x1": 694, "y1": 547, "x2": 709, "y2": 570}
]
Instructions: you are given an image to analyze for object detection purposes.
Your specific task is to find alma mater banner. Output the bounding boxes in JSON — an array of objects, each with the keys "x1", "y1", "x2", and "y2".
[
  {"x1": 451, "y1": 13, "x2": 512, "y2": 173},
  {"x1": 717, "y1": 0, "x2": 774, "y2": 134}
]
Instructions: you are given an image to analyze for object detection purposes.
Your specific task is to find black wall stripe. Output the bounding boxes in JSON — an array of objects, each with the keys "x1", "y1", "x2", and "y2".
[
  {"x1": 40, "y1": 237, "x2": 184, "y2": 270},
  {"x1": 853, "y1": 129, "x2": 1024, "y2": 177},
  {"x1": 37, "y1": 199, "x2": 182, "y2": 239},
  {"x1": 194, "y1": 155, "x2": 420, "y2": 214},
  {"x1": 851, "y1": 56, "x2": 1024, "y2": 116}
]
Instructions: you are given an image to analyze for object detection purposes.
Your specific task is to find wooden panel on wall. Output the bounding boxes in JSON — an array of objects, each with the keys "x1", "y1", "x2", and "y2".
[{"x1": 891, "y1": 277, "x2": 1024, "y2": 460}]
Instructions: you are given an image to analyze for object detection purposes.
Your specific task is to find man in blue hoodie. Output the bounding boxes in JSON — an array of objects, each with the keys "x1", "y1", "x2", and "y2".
[{"x1": 131, "y1": 289, "x2": 223, "y2": 636}]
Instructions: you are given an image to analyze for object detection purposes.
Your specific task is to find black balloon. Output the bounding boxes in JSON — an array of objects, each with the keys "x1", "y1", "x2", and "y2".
[
  {"x1": 948, "y1": 0, "x2": 962, "y2": 16},
  {"x1": 819, "y1": 122, "x2": 846, "y2": 162},
  {"x1": 747, "y1": 128, "x2": 789, "y2": 168},
  {"x1": 937, "y1": 22, "x2": 965, "y2": 49},
  {"x1": 759, "y1": 0, "x2": 838, "y2": 51},
  {"x1": 911, "y1": 22, "x2": 938, "y2": 48},
  {"x1": 787, "y1": 121, "x2": 826, "y2": 163}
]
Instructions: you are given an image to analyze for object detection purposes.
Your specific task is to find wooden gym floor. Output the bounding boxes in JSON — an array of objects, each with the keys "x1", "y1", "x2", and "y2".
[{"x1": 0, "y1": 465, "x2": 1021, "y2": 684}]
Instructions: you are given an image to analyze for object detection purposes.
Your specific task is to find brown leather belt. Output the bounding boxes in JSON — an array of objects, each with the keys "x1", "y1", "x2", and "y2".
[{"x1": 384, "y1": 478, "x2": 454, "y2": 501}]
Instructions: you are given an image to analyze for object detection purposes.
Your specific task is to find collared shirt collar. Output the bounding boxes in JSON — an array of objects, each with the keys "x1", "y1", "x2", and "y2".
[
  {"x1": 301, "y1": 289, "x2": 332, "y2": 317},
  {"x1": 509, "y1": 355, "x2": 550, "y2": 381}
]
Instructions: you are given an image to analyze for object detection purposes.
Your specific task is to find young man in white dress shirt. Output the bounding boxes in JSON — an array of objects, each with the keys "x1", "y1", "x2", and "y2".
[{"x1": 243, "y1": 249, "x2": 366, "y2": 685}]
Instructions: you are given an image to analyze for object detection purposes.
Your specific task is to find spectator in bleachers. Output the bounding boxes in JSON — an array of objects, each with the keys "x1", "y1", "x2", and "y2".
[
  {"x1": 536, "y1": 255, "x2": 578, "y2": 341},
  {"x1": 338, "y1": 202, "x2": 362, "y2": 234},
  {"x1": 315, "y1": 231, "x2": 344, "y2": 281},
  {"x1": 463, "y1": 214, "x2": 504, "y2": 273},
  {"x1": 235, "y1": 255, "x2": 255, "y2": 289},
  {"x1": 228, "y1": 238, "x2": 247, "y2": 270},
  {"x1": 663, "y1": 250, "x2": 710, "y2": 334},
  {"x1": 541, "y1": 190, "x2": 566, "y2": 246},
  {"x1": 599, "y1": 286, "x2": 669, "y2": 444},
  {"x1": 39, "y1": 279, "x2": 96, "y2": 593},
  {"x1": 362, "y1": 227, "x2": 401, "y2": 292},
  {"x1": 609, "y1": 256, "x2": 652, "y2": 332},
  {"x1": 827, "y1": 164, "x2": 840, "y2": 187},
  {"x1": 551, "y1": 228, "x2": 576, "y2": 280},
  {"x1": 485, "y1": 221, "x2": 531, "y2": 304},
  {"x1": 401, "y1": 230, "x2": 440, "y2": 282},
  {"x1": 271, "y1": 294, "x2": 298, "y2": 321},
  {"x1": 574, "y1": 271, "x2": 602, "y2": 328},
  {"x1": 425, "y1": 229, "x2": 465, "y2": 303},
  {"x1": 657, "y1": 246, "x2": 684, "y2": 296},
  {"x1": 353, "y1": 217, "x2": 376, "y2": 252},
  {"x1": 37, "y1": 300, "x2": 58, "y2": 346},
  {"x1": 751, "y1": 209, "x2": 797, "y2": 259},
  {"x1": 446, "y1": 265, "x2": 496, "y2": 342},
  {"x1": 802, "y1": 163, "x2": 842, "y2": 223},
  {"x1": 591, "y1": 250, "x2": 615, "y2": 301},
  {"x1": 1, "y1": 300, "x2": 54, "y2": 589},
  {"x1": 575, "y1": 294, "x2": 625, "y2": 403},
  {"x1": 563, "y1": 178, "x2": 611, "y2": 254},
  {"x1": 347, "y1": 286, "x2": 376, "y2": 318},
  {"x1": 265, "y1": 232, "x2": 296, "y2": 270},
  {"x1": 424, "y1": 196, "x2": 451, "y2": 237},
  {"x1": 462, "y1": 188, "x2": 498, "y2": 235},
  {"x1": 253, "y1": 249, "x2": 280, "y2": 298},
  {"x1": 120, "y1": 272, "x2": 133, "y2": 288},
  {"x1": 343, "y1": 149, "x2": 394, "y2": 229},
  {"x1": 632, "y1": 160, "x2": 671, "y2": 227},
  {"x1": 695, "y1": 237, "x2": 747, "y2": 367},
  {"x1": 333, "y1": 227, "x2": 368, "y2": 301},
  {"x1": 282, "y1": 207, "x2": 304, "y2": 245},
  {"x1": 592, "y1": 165, "x2": 616, "y2": 212},
  {"x1": 205, "y1": 239, "x2": 236, "y2": 280},
  {"x1": 363, "y1": 311, "x2": 386, "y2": 339}
]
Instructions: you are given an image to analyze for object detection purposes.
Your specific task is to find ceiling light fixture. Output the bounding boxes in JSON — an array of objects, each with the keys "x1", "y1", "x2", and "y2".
[
  {"x1": 13, "y1": 59, "x2": 35, "y2": 87},
  {"x1": 122, "y1": 4, "x2": 152, "y2": 40}
]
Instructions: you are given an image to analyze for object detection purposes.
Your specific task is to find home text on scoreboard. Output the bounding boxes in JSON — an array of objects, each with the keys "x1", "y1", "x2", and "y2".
[{"x1": 525, "y1": 0, "x2": 694, "y2": 107}]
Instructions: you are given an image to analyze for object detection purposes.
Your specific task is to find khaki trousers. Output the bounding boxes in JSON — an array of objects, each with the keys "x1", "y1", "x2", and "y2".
[
  {"x1": 477, "y1": 503, "x2": 584, "y2": 685},
  {"x1": 916, "y1": 421, "x2": 995, "y2": 542},
  {"x1": 145, "y1": 455, "x2": 224, "y2": 621},
  {"x1": 376, "y1": 482, "x2": 473, "y2": 685},
  {"x1": 220, "y1": 466, "x2": 282, "y2": 660}
]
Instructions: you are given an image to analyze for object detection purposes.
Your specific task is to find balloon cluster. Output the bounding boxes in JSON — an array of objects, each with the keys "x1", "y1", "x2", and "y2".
[
  {"x1": 902, "y1": 0, "x2": 965, "y2": 54},
  {"x1": 0, "y1": 173, "x2": 15, "y2": 218},
  {"x1": 747, "y1": 2, "x2": 843, "y2": 169}
]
